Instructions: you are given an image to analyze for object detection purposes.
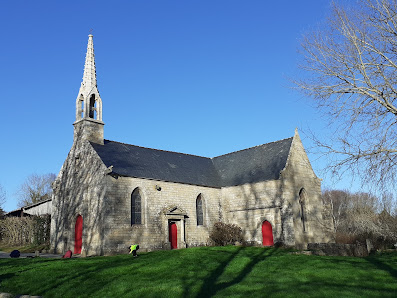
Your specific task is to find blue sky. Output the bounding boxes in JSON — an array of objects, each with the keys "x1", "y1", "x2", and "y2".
[{"x1": 0, "y1": 0, "x2": 354, "y2": 212}]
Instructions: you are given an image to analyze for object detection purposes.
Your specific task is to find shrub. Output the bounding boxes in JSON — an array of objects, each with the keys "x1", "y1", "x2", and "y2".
[
  {"x1": 0, "y1": 215, "x2": 50, "y2": 246},
  {"x1": 32, "y1": 214, "x2": 51, "y2": 245},
  {"x1": 209, "y1": 222, "x2": 243, "y2": 246}
]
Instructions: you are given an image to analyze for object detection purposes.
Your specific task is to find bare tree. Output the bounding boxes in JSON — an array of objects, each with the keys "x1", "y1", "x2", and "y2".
[
  {"x1": 322, "y1": 189, "x2": 350, "y2": 233},
  {"x1": 295, "y1": 0, "x2": 397, "y2": 191},
  {"x1": 0, "y1": 184, "x2": 5, "y2": 218},
  {"x1": 323, "y1": 189, "x2": 397, "y2": 246},
  {"x1": 343, "y1": 193, "x2": 380, "y2": 237},
  {"x1": 17, "y1": 173, "x2": 56, "y2": 207}
]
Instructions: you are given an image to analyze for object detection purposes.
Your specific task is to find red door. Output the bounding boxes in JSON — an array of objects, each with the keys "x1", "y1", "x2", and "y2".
[
  {"x1": 169, "y1": 222, "x2": 177, "y2": 249},
  {"x1": 74, "y1": 215, "x2": 83, "y2": 254},
  {"x1": 262, "y1": 221, "x2": 274, "y2": 246}
]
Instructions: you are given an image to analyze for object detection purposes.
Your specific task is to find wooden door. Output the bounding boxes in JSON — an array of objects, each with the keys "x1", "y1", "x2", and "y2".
[
  {"x1": 262, "y1": 221, "x2": 274, "y2": 246},
  {"x1": 169, "y1": 222, "x2": 177, "y2": 249},
  {"x1": 74, "y1": 215, "x2": 83, "y2": 254}
]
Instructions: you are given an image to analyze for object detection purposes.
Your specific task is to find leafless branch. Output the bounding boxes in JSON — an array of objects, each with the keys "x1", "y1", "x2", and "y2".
[
  {"x1": 294, "y1": 0, "x2": 397, "y2": 191},
  {"x1": 17, "y1": 173, "x2": 56, "y2": 207}
]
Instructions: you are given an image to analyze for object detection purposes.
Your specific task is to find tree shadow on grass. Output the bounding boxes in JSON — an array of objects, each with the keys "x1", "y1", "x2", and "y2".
[
  {"x1": 366, "y1": 254, "x2": 397, "y2": 280},
  {"x1": 195, "y1": 247, "x2": 274, "y2": 298},
  {"x1": 0, "y1": 255, "x2": 145, "y2": 297},
  {"x1": 179, "y1": 247, "x2": 241, "y2": 298},
  {"x1": 0, "y1": 273, "x2": 15, "y2": 289},
  {"x1": 46, "y1": 256, "x2": 146, "y2": 296}
]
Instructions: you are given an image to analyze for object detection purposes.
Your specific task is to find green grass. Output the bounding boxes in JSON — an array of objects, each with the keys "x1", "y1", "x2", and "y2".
[{"x1": 0, "y1": 246, "x2": 396, "y2": 297}]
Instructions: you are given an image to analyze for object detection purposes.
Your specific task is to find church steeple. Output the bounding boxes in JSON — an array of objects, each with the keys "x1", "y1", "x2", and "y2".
[
  {"x1": 73, "y1": 34, "x2": 104, "y2": 145},
  {"x1": 82, "y1": 34, "x2": 97, "y2": 90}
]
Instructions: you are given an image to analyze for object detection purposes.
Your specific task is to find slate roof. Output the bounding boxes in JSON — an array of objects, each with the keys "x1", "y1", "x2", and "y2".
[
  {"x1": 212, "y1": 137, "x2": 293, "y2": 186},
  {"x1": 90, "y1": 137, "x2": 293, "y2": 188},
  {"x1": 90, "y1": 141, "x2": 222, "y2": 187}
]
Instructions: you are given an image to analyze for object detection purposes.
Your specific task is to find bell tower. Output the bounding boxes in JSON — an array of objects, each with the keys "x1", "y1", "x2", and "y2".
[{"x1": 73, "y1": 34, "x2": 104, "y2": 145}]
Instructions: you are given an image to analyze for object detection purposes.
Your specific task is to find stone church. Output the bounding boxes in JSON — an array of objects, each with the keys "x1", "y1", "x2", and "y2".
[{"x1": 50, "y1": 35, "x2": 332, "y2": 256}]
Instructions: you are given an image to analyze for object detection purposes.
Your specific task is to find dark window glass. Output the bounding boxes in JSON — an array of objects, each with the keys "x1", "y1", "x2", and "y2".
[
  {"x1": 196, "y1": 195, "x2": 203, "y2": 226},
  {"x1": 131, "y1": 189, "x2": 142, "y2": 225},
  {"x1": 89, "y1": 94, "x2": 96, "y2": 118},
  {"x1": 299, "y1": 189, "x2": 306, "y2": 232}
]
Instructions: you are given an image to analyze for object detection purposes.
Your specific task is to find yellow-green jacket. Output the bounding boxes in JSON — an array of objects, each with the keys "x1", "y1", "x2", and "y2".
[{"x1": 129, "y1": 244, "x2": 138, "y2": 253}]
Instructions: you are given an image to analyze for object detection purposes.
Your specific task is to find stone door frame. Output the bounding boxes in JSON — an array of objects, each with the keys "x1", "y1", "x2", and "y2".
[{"x1": 162, "y1": 206, "x2": 187, "y2": 249}]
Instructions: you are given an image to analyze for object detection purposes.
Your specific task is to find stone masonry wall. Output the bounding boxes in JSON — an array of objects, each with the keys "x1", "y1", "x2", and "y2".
[
  {"x1": 218, "y1": 132, "x2": 334, "y2": 249},
  {"x1": 51, "y1": 139, "x2": 109, "y2": 256},
  {"x1": 73, "y1": 119, "x2": 104, "y2": 145},
  {"x1": 279, "y1": 132, "x2": 334, "y2": 248},
  {"x1": 102, "y1": 176, "x2": 222, "y2": 253},
  {"x1": 220, "y1": 180, "x2": 288, "y2": 245}
]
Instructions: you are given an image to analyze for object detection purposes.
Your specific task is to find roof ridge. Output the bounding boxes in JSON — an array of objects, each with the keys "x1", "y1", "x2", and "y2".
[
  {"x1": 23, "y1": 198, "x2": 52, "y2": 210},
  {"x1": 103, "y1": 139, "x2": 212, "y2": 160},
  {"x1": 212, "y1": 136, "x2": 293, "y2": 159}
]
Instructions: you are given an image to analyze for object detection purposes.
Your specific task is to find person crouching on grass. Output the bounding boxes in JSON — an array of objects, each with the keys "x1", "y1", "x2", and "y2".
[{"x1": 129, "y1": 244, "x2": 139, "y2": 257}]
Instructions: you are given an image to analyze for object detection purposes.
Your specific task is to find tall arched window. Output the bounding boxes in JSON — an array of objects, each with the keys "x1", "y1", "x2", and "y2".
[
  {"x1": 196, "y1": 194, "x2": 203, "y2": 226},
  {"x1": 80, "y1": 99, "x2": 84, "y2": 118},
  {"x1": 131, "y1": 188, "x2": 142, "y2": 225},
  {"x1": 299, "y1": 188, "x2": 307, "y2": 232},
  {"x1": 89, "y1": 94, "x2": 97, "y2": 119}
]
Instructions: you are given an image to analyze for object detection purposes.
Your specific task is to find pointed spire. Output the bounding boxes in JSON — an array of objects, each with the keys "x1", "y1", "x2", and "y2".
[
  {"x1": 74, "y1": 34, "x2": 104, "y2": 145},
  {"x1": 82, "y1": 34, "x2": 97, "y2": 89}
]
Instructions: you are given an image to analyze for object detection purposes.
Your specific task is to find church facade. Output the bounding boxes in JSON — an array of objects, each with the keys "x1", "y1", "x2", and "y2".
[{"x1": 50, "y1": 35, "x2": 332, "y2": 256}]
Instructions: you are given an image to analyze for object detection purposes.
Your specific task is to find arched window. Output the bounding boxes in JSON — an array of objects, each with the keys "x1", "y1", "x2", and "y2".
[
  {"x1": 81, "y1": 100, "x2": 84, "y2": 118},
  {"x1": 299, "y1": 189, "x2": 307, "y2": 232},
  {"x1": 131, "y1": 188, "x2": 142, "y2": 225},
  {"x1": 196, "y1": 194, "x2": 203, "y2": 226},
  {"x1": 89, "y1": 94, "x2": 97, "y2": 119}
]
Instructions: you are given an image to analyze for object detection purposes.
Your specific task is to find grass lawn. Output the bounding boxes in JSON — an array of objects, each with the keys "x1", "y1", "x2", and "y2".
[{"x1": 0, "y1": 246, "x2": 396, "y2": 297}]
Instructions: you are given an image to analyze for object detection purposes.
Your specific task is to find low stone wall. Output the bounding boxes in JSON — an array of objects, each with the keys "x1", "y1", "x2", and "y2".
[{"x1": 308, "y1": 243, "x2": 368, "y2": 257}]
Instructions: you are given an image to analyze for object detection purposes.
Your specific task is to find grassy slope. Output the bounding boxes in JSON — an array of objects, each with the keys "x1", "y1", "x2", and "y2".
[{"x1": 0, "y1": 246, "x2": 396, "y2": 297}]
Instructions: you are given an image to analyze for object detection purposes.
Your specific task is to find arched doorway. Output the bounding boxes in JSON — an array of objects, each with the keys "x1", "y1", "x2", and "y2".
[
  {"x1": 169, "y1": 222, "x2": 177, "y2": 249},
  {"x1": 74, "y1": 215, "x2": 83, "y2": 254},
  {"x1": 262, "y1": 221, "x2": 274, "y2": 246}
]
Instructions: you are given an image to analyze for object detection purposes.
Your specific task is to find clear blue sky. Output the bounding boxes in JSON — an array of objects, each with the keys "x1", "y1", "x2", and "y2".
[{"x1": 0, "y1": 0, "x2": 353, "y2": 212}]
